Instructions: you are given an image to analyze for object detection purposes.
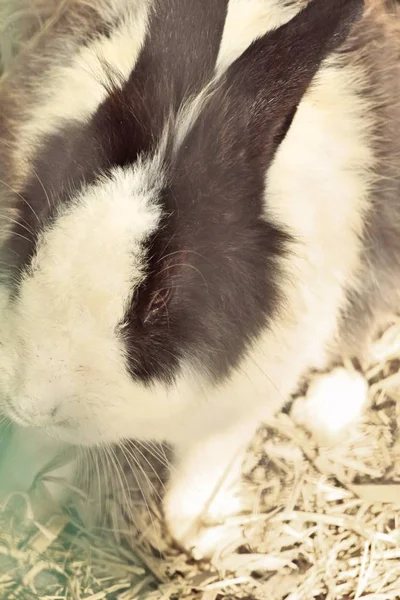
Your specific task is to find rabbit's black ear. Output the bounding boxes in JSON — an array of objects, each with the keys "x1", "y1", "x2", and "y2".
[
  {"x1": 234, "y1": 0, "x2": 364, "y2": 156},
  {"x1": 188, "y1": 0, "x2": 364, "y2": 169}
]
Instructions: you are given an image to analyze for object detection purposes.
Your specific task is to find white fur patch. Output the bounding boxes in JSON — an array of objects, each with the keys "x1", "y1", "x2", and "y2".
[
  {"x1": 28, "y1": 164, "x2": 162, "y2": 325},
  {"x1": 217, "y1": 0, "x2": 308, "y2": 73},
  {"x1": 0, "y1": 160, "x2": 168, "y2": 442},
  {"x1": 261, "y1": 56, "x2": 376, "y2": 373},
  {"x1": 291, "y1": 368, "x2": 369, "y2": 443}
]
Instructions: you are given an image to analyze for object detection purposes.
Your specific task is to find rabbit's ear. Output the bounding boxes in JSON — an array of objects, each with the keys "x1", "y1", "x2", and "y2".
[
  {"x1": 183, "y1": 0, "x2": 364, "y2": 171},
  {"x1": 228, "y1": 0, "x2": 364, "y2": 150}
]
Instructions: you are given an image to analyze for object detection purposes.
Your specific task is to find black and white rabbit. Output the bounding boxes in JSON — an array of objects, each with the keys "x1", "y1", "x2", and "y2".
[{"x1": 1, "y1": 0, "x2": 399, "y2": 558}]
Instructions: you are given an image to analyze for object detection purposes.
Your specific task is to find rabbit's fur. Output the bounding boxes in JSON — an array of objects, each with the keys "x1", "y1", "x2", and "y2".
[{"x1": 0, "y1": 0, "x2": 399, "y2": 556}]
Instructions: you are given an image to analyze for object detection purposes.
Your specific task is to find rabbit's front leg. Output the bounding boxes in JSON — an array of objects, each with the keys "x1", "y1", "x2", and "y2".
[{"x1": 164, "y1": 418, "x2": 259, "y2": 560}]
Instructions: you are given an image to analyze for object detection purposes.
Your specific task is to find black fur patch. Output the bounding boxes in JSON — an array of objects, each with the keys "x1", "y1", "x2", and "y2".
[{"x1": 122, "y1": 0, "x2": 365, "y2": 385}]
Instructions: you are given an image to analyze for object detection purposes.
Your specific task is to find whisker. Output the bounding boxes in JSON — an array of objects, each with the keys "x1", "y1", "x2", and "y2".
[
  {"x1": 144, "y1": 289, "x2": 170, "y2": 328},
  {"x1": 129, "y1": 441, "x2": 166, "y2": 495},
  {"x1": 0, "y1": 138, "x2": 15, "y2": 151},
  {"x1": 86, "y1": 445, "x2": 103, "y2": 524},
  {"x1": 118, "y1": 443, "x2": 158, "y2": 545},
  {"x1": 106, "y1": 443, "x2": 140, "y2": 532},
  {"x1": 74, "y1": 447, "x2": 88, "y2": 499},
  {"x1": 98, "y1": 446, "x2": 118, "y2": 530},
  {"x1": 0, "y1": 229, "x2": 31, "y2": 243},
  {"x1": 157, "y1": 262, "x2": 209, "y2": 289},
  {"x1": 136, "y1": 439, "x2": 173, "y2": 472},
  {"x1": 0, "y1": 260, "x2": 17, "y2": 268},
  {"x1": 161, "y1": 249, "x2": 212, "y2": 265},
  {"x1": 247, "y1": 357, "x2": 286, "y2": 404},
  {"x1": 159, "y1": 231, "x2": 177, "y2": 258},
  {"x1": 31, "y1": 167, "x2": 52, "y2": 211},
  {"x1": 158, "y1": 442, "x2": 172, "y2": 469},
  {"x1": 0, "y1": 212, "x2": 35, "y2": 237},
  {"x1": 0, "y1": 270, "x2": 22, "y2": 288},
  {"x1": 0, "y1": 415, "x2": 12, "y2": 430},
  {"x1": 0, "y1": 177, "x2": 40, "y2": 223}
]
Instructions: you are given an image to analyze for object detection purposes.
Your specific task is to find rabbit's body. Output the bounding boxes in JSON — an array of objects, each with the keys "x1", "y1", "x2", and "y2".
[{"x1": 0, "y1": 0, "x2": 399, "y2": 555}]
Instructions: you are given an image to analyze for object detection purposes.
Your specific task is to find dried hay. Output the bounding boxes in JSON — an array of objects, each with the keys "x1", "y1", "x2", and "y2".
[{"x1": 1, "y1": 4, "x2": 400, "y2": 599}]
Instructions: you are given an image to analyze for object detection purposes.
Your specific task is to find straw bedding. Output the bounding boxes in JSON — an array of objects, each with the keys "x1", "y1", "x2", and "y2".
[{"x1": 1, "y1": 5, "x2": 400, "y2": 600}]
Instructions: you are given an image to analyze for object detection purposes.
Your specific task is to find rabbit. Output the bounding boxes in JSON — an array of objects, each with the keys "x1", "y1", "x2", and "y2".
[{"x1": 0, "y1": 0, "x2": 399, "y2": 559}]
